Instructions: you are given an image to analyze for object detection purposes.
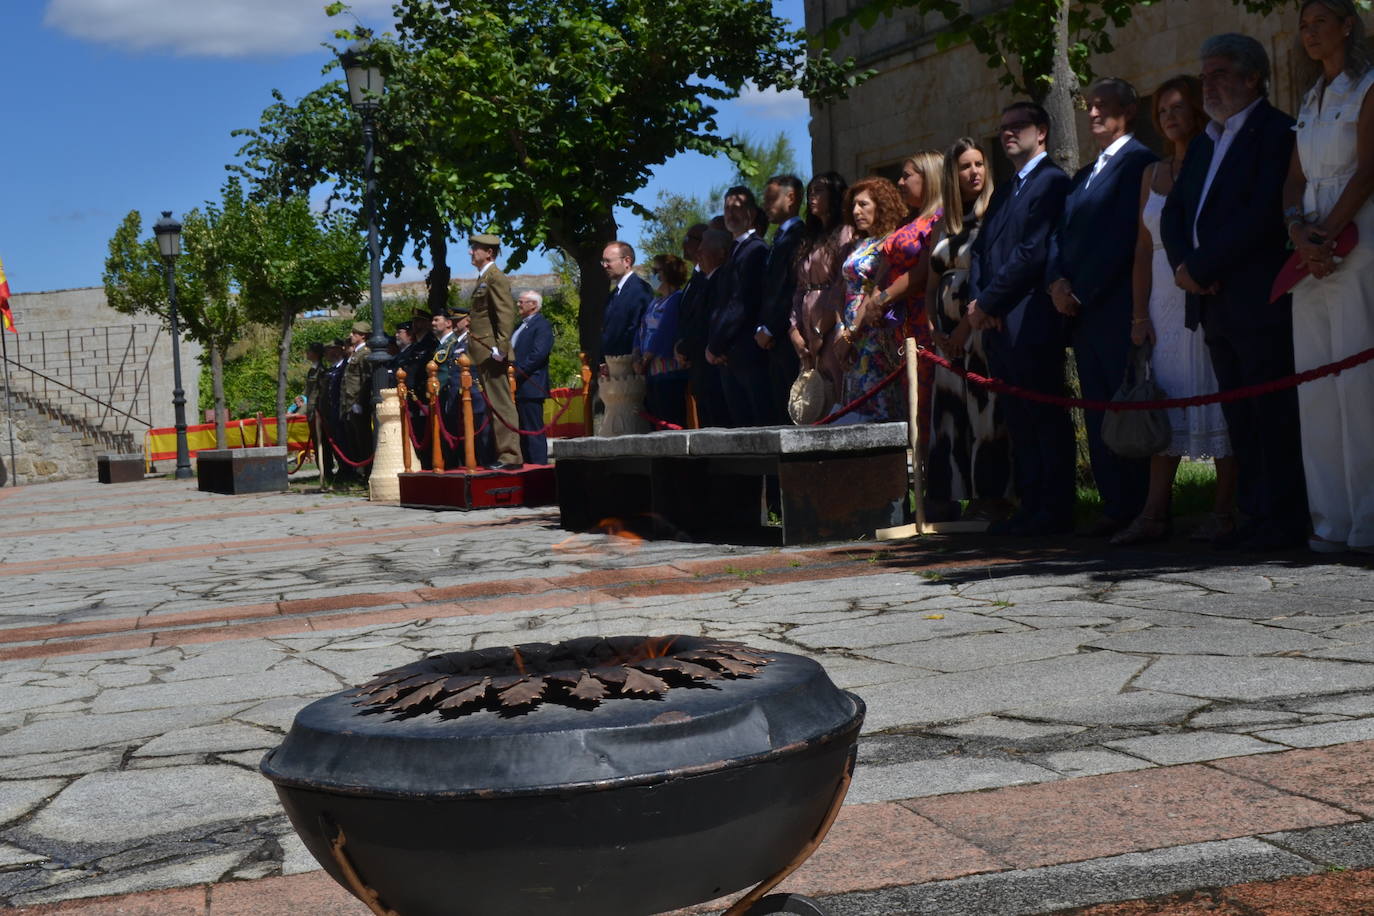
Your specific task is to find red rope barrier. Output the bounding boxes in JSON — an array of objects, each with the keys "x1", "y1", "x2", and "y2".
[
  {"x1": 812, "y1": 364, "x2": 907, "y2": 425},
  {"x1": 326, "y1": 432, "x2": 374, "y2": 468},
  {"x1": 639, "y1": 411, "x2": 685, "y2": 430},
  {"x1": 477, "y1": 382, "x2": 579, "y2": 437},
  {"x1": 915, "y1": 344, "x2": 1374, "y2": 412}
]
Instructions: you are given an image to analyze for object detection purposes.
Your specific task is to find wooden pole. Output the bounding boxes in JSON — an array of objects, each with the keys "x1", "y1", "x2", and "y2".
[
  {"x1": 255, "y1": 411, "x2": 265, "y2": 447},
  {"x1": 685, "y1": 381, "x2": 700, "y2": 429},
  {"x1": 427, "y1": 360, "x2": 443, "y2": 473},
  {"x1": 507, "y1": 364, "x2": 518, "y2": 403},
  {"x1": 458, "y1": 353, "x2": 478, "y2": 472},
  {"x1": 579, "y1": 351, "x2": 593, "y2": 437},
  {"x1": 906, "y1": 336, "x2": 927, "y2": 534},
  {"x1": 397, "y1": 369, "x2": 412, "y2": 473}
]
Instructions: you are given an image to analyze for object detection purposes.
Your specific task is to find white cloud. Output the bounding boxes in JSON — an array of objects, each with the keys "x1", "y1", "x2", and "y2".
[
  {"x1": 734, "y1": 82, "x2": 808, "y2": 119},
  {"x1": 44, "y1": 0, "x2": 394, "y2": 57}
]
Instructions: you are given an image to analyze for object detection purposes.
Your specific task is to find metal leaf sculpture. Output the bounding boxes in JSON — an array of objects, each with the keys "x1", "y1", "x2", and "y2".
[{"x1": 350, "y1": 636, "x2": 773, "y2": 719}]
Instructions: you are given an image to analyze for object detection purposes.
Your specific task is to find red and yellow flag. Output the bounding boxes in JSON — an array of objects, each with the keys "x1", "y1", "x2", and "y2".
[{"x1": 0, "y1": 256, "x2": 14, "y2": 334}]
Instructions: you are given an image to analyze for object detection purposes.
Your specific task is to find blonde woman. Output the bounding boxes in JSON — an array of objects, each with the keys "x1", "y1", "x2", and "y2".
[{"x1": 924, "y1": 138, "x2": 1011, "y2": 518}]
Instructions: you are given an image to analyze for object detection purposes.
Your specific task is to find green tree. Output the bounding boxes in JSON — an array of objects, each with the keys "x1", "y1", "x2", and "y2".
[
  {"x1": 231, "y1": 39, "x2": 460, "y2": 314},
  {"x1": 223, "y1": 180, "x2": 367, "y2": 444},
  {"x1": 729, "y1": 130, "x2": 801, "y2": 203},
  {"x1": 103, "y1": 208, "x2": 245, "y2": 449},
  {"x1": 824, "y1": 0, "x2": 1299, "y2": 173},
  {"x1": 354, "y1": 0, "x2": 860, "y2": 364},
  {"x1": 637, "y1": 190, "x2": 711, "y2": 266}
]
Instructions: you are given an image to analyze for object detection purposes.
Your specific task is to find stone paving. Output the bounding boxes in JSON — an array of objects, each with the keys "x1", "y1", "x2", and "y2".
[{"x1": 2, "y1": 476, "x2": 1374, "y2": 913}]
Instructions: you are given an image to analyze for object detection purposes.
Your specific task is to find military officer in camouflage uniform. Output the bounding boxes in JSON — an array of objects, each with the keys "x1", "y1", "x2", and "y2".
[
  {"x1": 341, "y1": 320, "x2": 373, "y2": 477},
  {"x1": 465, "y1": 233, "x2": 522, "y2": 469}
]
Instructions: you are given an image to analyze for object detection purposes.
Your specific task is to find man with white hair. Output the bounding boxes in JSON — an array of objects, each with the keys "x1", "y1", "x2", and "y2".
[
  {"x1": 1160, "y1": 33, "x2": 1305, "y2": 551},
  {"x1": 512, "y1": 289, "x2": 554, "y2": 464}
]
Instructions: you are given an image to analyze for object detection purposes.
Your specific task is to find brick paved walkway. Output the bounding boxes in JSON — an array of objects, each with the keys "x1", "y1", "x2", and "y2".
[{"x1": 3, "y1": 476, "x2": 1374, "y2": 914}]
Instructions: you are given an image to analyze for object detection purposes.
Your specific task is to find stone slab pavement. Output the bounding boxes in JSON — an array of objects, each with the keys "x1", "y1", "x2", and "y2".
[{"x1": 2, "y1": 476, "x2": 1374, "y2": 914}]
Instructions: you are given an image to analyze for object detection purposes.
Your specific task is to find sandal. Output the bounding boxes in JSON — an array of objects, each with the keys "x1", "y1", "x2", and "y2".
[
  {"x1": 1189, "y1": 512, "x2": 1236, "y2": 543},
  {"x1": 1110, "y1": 514, "x2": 1171, "y2": 546}
]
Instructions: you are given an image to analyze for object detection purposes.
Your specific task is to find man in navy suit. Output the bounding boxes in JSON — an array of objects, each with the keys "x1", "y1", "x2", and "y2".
[
  {"x1": 512, "y1": 289, "x2": 555, "y2": 465},
  {"x1": 707, "y1": 186, "x2": 771, "y2": 427},
  {"x1": 599, "y1": 241, "x2": 654, "y2": 365},
  {"x1": 682, "y1": 228, "x2": 732, "y2": 426},
  {"x1": 756, "y1": 175, "x2": 805, "y2": 424},
  {"x1": 1048, "y1": 78, "x2": 1159, "y2": 536},
  {"x1": 1161, "y1": 34, "x2": 1306, "y2": 551},
  {"x1": 968, "y1": 101, "x2": 1075, "y2": 536}
]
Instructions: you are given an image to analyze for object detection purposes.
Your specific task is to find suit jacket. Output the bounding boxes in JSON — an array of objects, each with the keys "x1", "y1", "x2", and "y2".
[
  {"x1": 341, "y1": 345, "x2": 371, "y2": 409},
  {"x1": 303, "y1": 363, "x2": 323, "y2": 419},
  {"x1": 601, "y1": 273, "x2": 654, "y2": 358},
  {"x1": 760, "y1": 220, "x2": 803, "y2": 339},
  {"x1": 468, "y1": 265, "x2": 517, "y2": 358},
  {"x1": 392, "y1": 334, "x2": 437, "y2": 392},
  {"x1": 969, "y1": 155, "x2": 1072, "y2": 346},
  {"x1": 1047, "y1": 137, "x2": 1159, "y2": 332},
  {"x1": 326, "y1": 360, "x2": 346, "y2": 424},
  {"x1": 1161, "y1": 98, "x2": 1296, "y2": 336},
  {"x1": 708, "y1": 232, "x2": 769, "y2": 363},
  {"x1": 512, "y1": 311, "x2": 554, "y2": 399},
  {"x1": 676, "y1": 268, "x2": 711, "y2": 363}
]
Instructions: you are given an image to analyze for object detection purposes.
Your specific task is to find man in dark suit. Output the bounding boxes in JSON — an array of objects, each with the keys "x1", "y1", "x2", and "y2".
[
  {"x1": 679, "y1": 227, "x2": 730, "y2": 427},
  {"x1": 707, "y1": 186, "x2": 771, "y2": 427},
  {"x1": 1047, "y1": 78, "x2": 1159, "y2": 537},
  {"x1": 1161, "y1": 33, "x2": 1306, "y2": 551},
  {"x1": 968, "y1": 101, "x2": 1075, "y2": 536},
  {"x1": 512, "y1": 289, "x2": 555, "y2": 465},
  {"x1": 756, "y1": 175, "x2": 805, "y2": 425},
  {"x1": 599, "y1": 240, "x2": 654, "y2": 364}
]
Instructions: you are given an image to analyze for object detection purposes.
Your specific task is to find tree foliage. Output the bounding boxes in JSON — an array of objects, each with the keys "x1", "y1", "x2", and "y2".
[
  {"x1": 344, "y1": 0, "x2": 860, "y2": 360},
  {"x1": 103, "y1": 208, "x2": 246, "y2": 448}
]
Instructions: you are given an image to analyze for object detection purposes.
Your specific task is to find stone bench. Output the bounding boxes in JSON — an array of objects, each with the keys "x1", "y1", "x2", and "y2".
[
  {"x1": 550, "y1": 424, "x2": 909, "y2": 545},
  {"x1": 196, "y1": 447, "x2": 289, "y2": 495},
  {"x1": 96, "y1": 453, "x2": 146, "y2": 484}
]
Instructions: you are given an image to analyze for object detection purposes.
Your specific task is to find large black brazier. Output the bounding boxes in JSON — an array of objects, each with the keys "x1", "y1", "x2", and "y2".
[{"x1": 261, "y1": 636, "x2": 864, "y2": 916}]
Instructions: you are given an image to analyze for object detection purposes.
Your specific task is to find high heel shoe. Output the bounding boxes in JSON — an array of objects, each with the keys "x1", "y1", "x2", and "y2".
[{"x1": 1110, "y1": 514, "x2": 1171, "y2": 546}]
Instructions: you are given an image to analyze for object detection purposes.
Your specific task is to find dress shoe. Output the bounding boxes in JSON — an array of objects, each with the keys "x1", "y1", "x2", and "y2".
[
  {"x1": 1234, "y1": 522, "x2": 1305, "y2": 553},
  {"x1": 484, "y1": 462, "x2": 524, "y2": 471},
  {"x1": 1078, "y1": 516, "x2": 1128, "y2": 538},
  {"x1": 1308, "y1": 534, "x2": 1348, "y2": 555},
  {"x1": 1024, "y1": 512, "x2": 1074, "y2": 537},
  {"x1": 988, "y1": 512, "x2": 1035, "y2": 536},
  {"x1": 1213, "y1": 518, "x2": 1263, "y2": 551}
]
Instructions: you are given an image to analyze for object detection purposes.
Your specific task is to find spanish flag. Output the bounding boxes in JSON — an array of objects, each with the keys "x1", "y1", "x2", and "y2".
[{"x1": 0, "y1": 256, "x2": 14, "y2": 334}]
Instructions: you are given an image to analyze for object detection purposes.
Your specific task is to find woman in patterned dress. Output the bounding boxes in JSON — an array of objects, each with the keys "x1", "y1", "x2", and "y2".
[
  {"x1": 923, "y1": 138, "x2": 1012, "y2": 517},
  {"x1": 833, "y1": 177, "x2": 909, "y2": 423},
  {"x1": 859, "y1": 152, "x2": 944, "y2": 449},
  {"x1": 789, "y1": 172, "x2": 853, "y2": 406}
]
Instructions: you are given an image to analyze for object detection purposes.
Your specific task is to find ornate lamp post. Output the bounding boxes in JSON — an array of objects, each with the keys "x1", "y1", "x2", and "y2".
[
  {"x1": 153, "y1": 211, "x2": 193, "y2": 480},
  {"x1": 339, "y1": 34, "x2": 389, "y2": 411}
]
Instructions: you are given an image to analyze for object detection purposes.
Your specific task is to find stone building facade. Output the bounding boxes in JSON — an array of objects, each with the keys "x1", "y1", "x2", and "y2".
[{"x1": 805, "y1": 0, "x2": 1304, "y2": 181}]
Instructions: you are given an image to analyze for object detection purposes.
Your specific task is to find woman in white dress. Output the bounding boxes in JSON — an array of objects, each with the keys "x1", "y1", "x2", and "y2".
[
  {"x1": 1283, "y1": 0, "x2": 1374, "y2": 555},
  {"x1": 1112, "y1": 76, "x2": 1238, "y2": 545}
]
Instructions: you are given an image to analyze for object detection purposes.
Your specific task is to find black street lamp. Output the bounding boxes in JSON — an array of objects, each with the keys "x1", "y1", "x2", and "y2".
[
  {"x1": 153, "y1": 211, "x2": 193, "y2": 480},
  {"x1": 339, "y1": 34, "x2": 389, "y2": 413}
]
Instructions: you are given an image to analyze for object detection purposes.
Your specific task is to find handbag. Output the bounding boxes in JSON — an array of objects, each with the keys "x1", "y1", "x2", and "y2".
[
  {"x1": 788, "y1": 368, "x2": 834, "y2": 425},
  {"x1": 1101, "y1": 344, "x2": 1172, "y2": 459}
]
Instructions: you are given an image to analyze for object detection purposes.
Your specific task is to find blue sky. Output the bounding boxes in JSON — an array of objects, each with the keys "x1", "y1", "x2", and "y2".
[{"x1": 1, "y1": 0, "x2": 811, "y2": 295}]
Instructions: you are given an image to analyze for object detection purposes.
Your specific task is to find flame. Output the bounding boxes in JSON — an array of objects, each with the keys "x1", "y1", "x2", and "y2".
[
  {"x1": 551, "y1": 517, "x2": 645, "y2": 553},
  {"x1": 619, "y1": 635, "x2": 680, "y2": 666}
]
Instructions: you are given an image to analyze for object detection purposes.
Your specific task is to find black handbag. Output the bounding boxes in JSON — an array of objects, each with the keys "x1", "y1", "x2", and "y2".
[{"x1": 1101, "y1": 344, "x2": 1172, "y2": 459}]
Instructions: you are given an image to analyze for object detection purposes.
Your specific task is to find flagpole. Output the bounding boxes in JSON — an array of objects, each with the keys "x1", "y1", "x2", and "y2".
[{"x1": 1, "y1": 329, "x2": 15, "y2": 487}]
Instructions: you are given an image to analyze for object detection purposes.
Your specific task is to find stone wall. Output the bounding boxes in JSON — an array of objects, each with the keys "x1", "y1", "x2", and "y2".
[
  {"x1": 0, "y1": 384, "x2": 124, "y2": 486},
  {"x1": 806, "y1": 0, "x2": 1301, "y2": 180}
]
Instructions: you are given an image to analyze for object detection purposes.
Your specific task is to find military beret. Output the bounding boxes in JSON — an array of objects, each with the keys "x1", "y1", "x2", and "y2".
[
  {"x1": 351, "y1": 320, "x2": 372, "y2": 335},
  {"x1": 395, "y1": 321, "x2": 410, "y2": 333},
  {"x1": 468, "y1": 233, "x2": 502, "y2": 248},
  {"x1": 412, "y1": 307, "x2": 433, "y2": 322},
  {"x1": 450, "y1": 303, "x2": 471, "y2": 315}
]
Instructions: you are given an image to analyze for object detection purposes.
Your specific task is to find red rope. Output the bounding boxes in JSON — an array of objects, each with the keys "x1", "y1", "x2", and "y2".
[
  {"x1": 916, "y1": 344, "x2": 1374, "y2": 411},
  {"x1": 478, "y1": 383, "x2": 578, "y2": 436},
  {"x1": 639, "y1": 411, "x2": 685, "y2": 430},
  {"x1": 326, "y1": 432, "x2": 374, "y2": 468},
  {"x1": 812, "y1": 364, "x2": 907, "y2": 425}
]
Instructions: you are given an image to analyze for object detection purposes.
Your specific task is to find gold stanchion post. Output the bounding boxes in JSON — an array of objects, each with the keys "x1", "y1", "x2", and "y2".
[
  {"x1": 397, "y1": 369, "x2": 412, "y2": 473},
  {"x1": 579, "y1": 351, "x2": 594, "y2": 437},
  {"x1": 458, "y1": 353, "x2": 478, "y2": 472},
  {"x1": 427, "y1": 360, "x2": 443, "y2": 473}
]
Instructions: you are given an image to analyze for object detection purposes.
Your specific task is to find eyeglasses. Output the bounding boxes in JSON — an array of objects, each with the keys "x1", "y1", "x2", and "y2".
[{"x1": 999, "y1": 119, "x2": 1035, "y2": 134}]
